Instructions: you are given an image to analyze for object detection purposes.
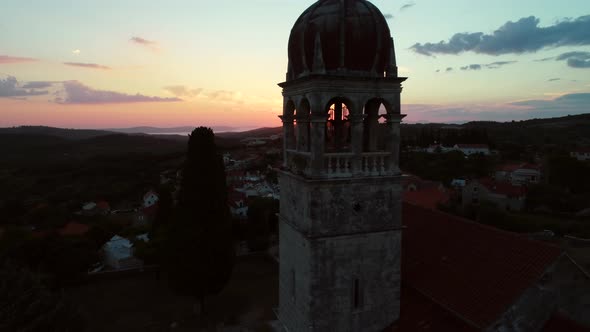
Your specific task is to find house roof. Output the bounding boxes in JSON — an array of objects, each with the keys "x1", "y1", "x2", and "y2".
[
  {"x1": 499, "y1": 162, "x2": 540, "y2": 172},
  {"x1": 543, "y1": 311, "x2": 590, "y2": 332},
  {"x1": 389, "y1": 287, "x2": 590, "y2": 332},
  {"x1": 388, "y1": 285, "x2": 478, "y2": 332},
  {"x1": 456, "y1": 144, "x2": 489, "y2": 149},
  {"x1": 96, "y1": 200, "x2": 110, "y2": 211},
  {"x1": 58, "y1": 222, "x2": 90, "y2": 236},
  {"x1": 143, "y1": 190, "x2": 158, "y2": 201},
  {"x1": 477, "y1": 178, "x2": 527, "y2": 197},
  {"x1": 401, "y1": 203, "x2": 563, "y2": 329},
  {"x1": 403, "y1": 187, "x2": 450, "y2": 210}
]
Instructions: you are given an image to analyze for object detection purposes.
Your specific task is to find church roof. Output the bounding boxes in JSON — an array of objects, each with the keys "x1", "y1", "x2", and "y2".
[
  {"x1": 287, "y1": 0, "x2": 393, "y2": 80},
  {"x1": 401, "y1": 203, "x2": 563, "y2": 329}
]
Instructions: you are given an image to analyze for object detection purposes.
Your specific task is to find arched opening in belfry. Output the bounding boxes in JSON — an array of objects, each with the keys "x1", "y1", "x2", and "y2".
[
  {"x1": 325, "y1": 98, "x2": 352, "y2": 153},
  {"x1": 363, "y1": 98, "x2": 389, "y2": 152},
  {"x1": 295, "y1": 98, "x2": 311, "y2": 152},
  {"x1": 285, "y1": 99, "x2": 297, "y2": 150}
]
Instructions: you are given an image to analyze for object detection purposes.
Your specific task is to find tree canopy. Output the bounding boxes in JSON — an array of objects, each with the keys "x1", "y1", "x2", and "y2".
[{"x1": 162, "y1": 127, "x2": 234, "y2": 301}]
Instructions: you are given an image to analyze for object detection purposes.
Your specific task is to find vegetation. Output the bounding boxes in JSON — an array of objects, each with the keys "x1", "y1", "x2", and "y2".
[
  {"x1": 401, "y1": 151, "x2": 495, "y2": 185},
  {"x1": 161, "y1": 127, "x2": 234, "y2": 308},
  {"x1": 246, "y1": 197, "x2": 279, "y2": 251},
  {"x1": 0, "y1": 263, "x2": 86, "y2": 332}
]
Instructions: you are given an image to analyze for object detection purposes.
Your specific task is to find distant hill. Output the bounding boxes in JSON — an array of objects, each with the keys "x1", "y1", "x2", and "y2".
[
  {"x1": 104, "y1": 126, "x2": 239, "y2": 134},
  {"x1": 0, "y1": 132, "x2": 186, "y2": 168},
  {"x1": 402, "y1": 113, "x2": 590, "y2": 147},
  {"x1": 0, "y1": 126, "x2": 115, "y2": 140},
  {"x1": 216, "y1": 127, "x2": 282, "y2": 140}
]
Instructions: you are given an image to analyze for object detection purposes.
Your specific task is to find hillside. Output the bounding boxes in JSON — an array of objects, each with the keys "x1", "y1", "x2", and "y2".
[
  {"x1": 0, "y1": 126, "x2": 115, "y2": 140},
  {"x1": 0, "y1": 133, "x2": 186, "y2": 168},
  {"x1": 402, "y1": 113, "x2": 590, "y2": 147}
]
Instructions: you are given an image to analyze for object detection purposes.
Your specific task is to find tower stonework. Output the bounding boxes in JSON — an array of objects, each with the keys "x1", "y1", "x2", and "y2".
[{"x1": 277, "y1": 1, "x2": 407, "y2": 331}]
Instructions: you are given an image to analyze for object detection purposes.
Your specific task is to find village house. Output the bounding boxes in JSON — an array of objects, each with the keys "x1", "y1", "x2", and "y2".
[
  {"x1": 463, "y1": 178, "x2": 528, "y2": 211},
  {"x1": 143, "y1": 190, "x2": 159, "y2": 208},
  {"x1": 571, "y1": 148, "x2": 590, "y2": 161},
  {"x1": 495, "y1": 162, "x2": 541, "y2": 185},
  {"x1": 228, "y1": 190, "x2": 248, "y2": 219},
  {"x1": 101, "y1": 235, "x2": 143, "y2": 270},
  {"x1": 453, "y1": 143, "x2": 491, "y2": 156}
]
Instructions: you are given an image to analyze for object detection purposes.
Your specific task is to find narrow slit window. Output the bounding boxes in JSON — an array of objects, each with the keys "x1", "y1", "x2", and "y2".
[
  {"x1": 291, "y1": 269, "x2": 296, "y2": 302},
  {"x1": 353, "y1": 278, "x2": 360, "y2": 309}
]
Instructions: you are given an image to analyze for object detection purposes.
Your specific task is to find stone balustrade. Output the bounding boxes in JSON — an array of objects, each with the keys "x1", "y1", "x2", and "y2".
[{"x1": 285, "y1": 150, "x2": 395, "y2": 178}]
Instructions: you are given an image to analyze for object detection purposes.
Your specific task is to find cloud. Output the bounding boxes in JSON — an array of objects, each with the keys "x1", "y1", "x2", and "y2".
[
  {"x1": 405, "y1": 93, "x2": 590, "y2": 123},
  {"x1": 547, "y1": 78, "x2": 561, "y2": 82},
  {"x1": 511, "y1": 93, "x2": 590, "y2": 110},
  {"x1": 446, "y1": 67, "x2": 453, "y2": 72},
  {"x1": 21, "y1": 81, "x2": 56, "y2": 89},
  {"x1": 164, "y1": 85, "x2": 203, "y2": 97},
  {"x1": 206, "y1": 90, "x2": 244, "y2": 104},
  {"x1": 411, "y1": 15, "x2": 590, "y2": 56},
  {"x1": 400, "y1": 2, "x2": 415, "y2": 11},
  {"x1": 460, "y1": 60, "x2": 517, "y2": 70},
  {"x1": 534, "y1": 56, "x2": 555, "y2": 62},
  {"x1": 130, "y1": 36, "x2": 159, "y2": 51},
  {"x1": 461, "y1": 64, "x2": 482, "y2": 71},
  {"x1": 72, "y1": 49, "x2": 80, "y2": 55},
  {"x1": 0, "y1": 76, "x2": 49, "y2": 97},
  {"x1": 384, "y1": 13, "x2": 394, "y2": 20},
  {"x1": 58, "y1": 81, "x2": 182, "y2": 104},
  {"x1": 0, "y1": 55, "x2": 38, "y2": 64},
  {"x1": 555, "y1": 51, "x2": 590, "y2": 68},
  {"x1": 486, "y1": 61, "x2": 517, "y2": 68},
  {"x1": 63, "y1": 62, "x2": 111, "y2": 70}
]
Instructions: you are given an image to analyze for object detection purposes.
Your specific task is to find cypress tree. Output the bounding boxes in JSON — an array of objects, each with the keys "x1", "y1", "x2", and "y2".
[{"x1": 162, "y1": 127, "x2": 234, "y2": 309}]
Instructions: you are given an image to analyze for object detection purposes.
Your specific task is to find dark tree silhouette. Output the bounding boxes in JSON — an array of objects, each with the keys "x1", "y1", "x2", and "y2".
[{"x1": 162, "y1": 127, "x2": 234, "y2": 310}]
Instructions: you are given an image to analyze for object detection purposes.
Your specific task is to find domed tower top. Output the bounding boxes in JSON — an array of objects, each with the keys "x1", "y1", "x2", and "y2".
[{"x1": 287, "y1": 0, "x2": 397, "y2": 80}]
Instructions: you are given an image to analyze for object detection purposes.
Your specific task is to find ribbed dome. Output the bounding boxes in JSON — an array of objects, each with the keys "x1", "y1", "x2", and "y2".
[{"x1": 287, "y1": 0, "x2": 395, "y2": 80}]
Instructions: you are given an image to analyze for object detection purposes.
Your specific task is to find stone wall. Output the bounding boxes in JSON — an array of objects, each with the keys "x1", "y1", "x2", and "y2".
[{"x1": 278, "y1": 171, "x2": 402, "y2": 331}]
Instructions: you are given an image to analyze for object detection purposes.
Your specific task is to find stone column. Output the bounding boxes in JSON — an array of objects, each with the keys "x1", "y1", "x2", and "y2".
[
  {"x1": 310, "y1": 114, "x2": 327, "y2": 177},
  {"x1": 279, "y1": 115, "x2": 295, "y2": 167},
  {"x1": 384, "y1": 113, "x2": 406, "y2": 174},
  {"x1": 364, "y1": 101, "x2": 380, "y2": 152},
  {"x1": 349, "y1": 112, "x2": 365, "y2": 176},
  {"x1": 296, "y1": 113, "x2": 310, "y2": 152}
]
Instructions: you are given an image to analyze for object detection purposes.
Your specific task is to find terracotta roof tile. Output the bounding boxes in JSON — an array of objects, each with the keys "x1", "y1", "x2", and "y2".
[
  {"x1": 58, "y1": 222, "x2": 90, "y2": 236},
  {"x1": 402, "y1": 203, "x2": 563, "y2": 328},
  {"x1": 543, "y1": 311, "x2": 590, "y2": 331},
  {"x1": 403, "y1": 188, "x2": 449, "y2": 210}
]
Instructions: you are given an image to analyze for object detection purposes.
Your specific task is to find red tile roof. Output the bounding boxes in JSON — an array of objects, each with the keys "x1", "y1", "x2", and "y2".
[
  {"x1": 477, "y1": 178, "x2": 527, "y2": 197},
  {"x1": 96, "y1": 200, "x2": 110, "y2": 211},
  {"x1": 403, "y1": 188, "x2": 450, "y2": 210},
  {"x1": 402, "y1": 203, "x2": 563, "y2": 329},
  {"x1": 498, "y1": 163, "x2": 540, "y2": 172},
  {"x1": 388, "y1": 286, "x2": 478, "y2": 332},
  {"x1": 58, "y1": 222, "x2": 90, "y2": 236},
  {"x1": 543, "y1": 311, "x2": 590, "y2": 332}
]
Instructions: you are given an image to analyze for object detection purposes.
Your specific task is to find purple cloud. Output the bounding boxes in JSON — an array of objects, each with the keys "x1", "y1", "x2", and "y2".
[
  {"x1": 164, "y1": 85, "x2": 203, "y2": 97},
  {"x1": 63, "y1": 62, "x2": 111, "y2": 70},
  {"x1": 130, "y1": 36, "x2": 159, "y2": 51},
  {"x1": 0, "y1": 55, "x2": 38, "y2": 64},
  {"x1": 411, "y1": 15, "x2": 590, "y2": 56},
  {"x1": 59, "y1": 81, "x2": 182, "y2": 104},
  {"x1": 21, "y1": 81, "x2": 57, "y2": 89},
  {"x1": 0, "y1": 76, "x2": 49, "y2": 97}
]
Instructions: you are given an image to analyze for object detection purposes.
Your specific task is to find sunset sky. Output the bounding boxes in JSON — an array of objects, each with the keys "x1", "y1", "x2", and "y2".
[{"x1": 1, "y1": 0, "x2": 589, "y2": 129}]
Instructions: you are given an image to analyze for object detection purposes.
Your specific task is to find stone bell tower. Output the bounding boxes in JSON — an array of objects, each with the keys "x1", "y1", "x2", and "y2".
[{"x1": 277, "y1": 1, "x2": 407, "y2": 331}]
